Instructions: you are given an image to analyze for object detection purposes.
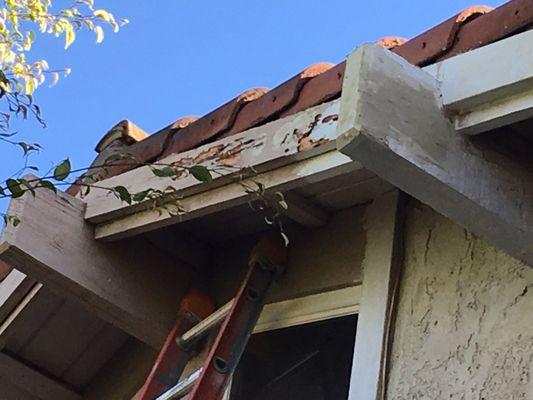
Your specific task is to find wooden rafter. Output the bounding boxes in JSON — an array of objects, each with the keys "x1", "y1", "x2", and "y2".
[
  {"x1": 0, "y1": 186, "x2": 195, "y2": 348},
  {"x1": 338, "y1": 44, "x2": 533, "y2": 267}
]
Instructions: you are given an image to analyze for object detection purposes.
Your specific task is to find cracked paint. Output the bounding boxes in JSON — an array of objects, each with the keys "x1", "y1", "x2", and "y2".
[{"x1": 387, "y1": 203, "x2": 533, "y2": 400}]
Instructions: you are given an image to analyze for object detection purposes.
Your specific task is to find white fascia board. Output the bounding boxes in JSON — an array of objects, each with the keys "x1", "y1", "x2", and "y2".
[
  {"x1": 83, "y1": 100, "x2": 340, "y2": 224},
  {"x1": 424, "y1": 29, "x2": 533, "y2": 134}
]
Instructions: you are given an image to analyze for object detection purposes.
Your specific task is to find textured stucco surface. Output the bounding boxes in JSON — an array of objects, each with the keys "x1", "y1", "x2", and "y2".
[{"x1": 387, "y1": 203, "x2": 533, "y2": 400}]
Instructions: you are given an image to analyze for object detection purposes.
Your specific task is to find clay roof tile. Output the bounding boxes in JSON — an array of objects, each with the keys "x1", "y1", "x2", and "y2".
[
  {"x1": 377, "y1": 36, "x2": 408, "y2": 49},
  {"x1": 160, "y1": 87, "x2": 268, "y2": 157},
  {"x1": 393, "y1": 5, "x2": 493, "y2": 66},
  {"x1": 94, "y1": 120, "x2": 148, "y2": 153},
  {"x1": 77, "y1": 0, "x2": 533, "y2": 190},
  {"x1": 220, "y1": 63, "x2": 334, "y2": 139}
]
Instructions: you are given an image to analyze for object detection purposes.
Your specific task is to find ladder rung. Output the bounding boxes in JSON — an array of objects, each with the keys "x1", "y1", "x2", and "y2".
[
  {"x1": 156, "y1": 368, "x2": 202, "y2": 400},
  {"x1": 178, "y1": 300, "x2": 234, "y2": 348}
]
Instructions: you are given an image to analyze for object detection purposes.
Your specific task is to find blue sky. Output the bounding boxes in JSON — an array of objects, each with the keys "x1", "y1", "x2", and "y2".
[{"x1": 1, "y1": 0, "x2": 504, "y2": 212}]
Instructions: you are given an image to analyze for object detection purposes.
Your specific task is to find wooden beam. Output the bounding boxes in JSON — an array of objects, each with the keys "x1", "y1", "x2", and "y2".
[
  {"x1": 424, "y1": 29, "x2": 533, "y2": 134},
  {"x1": 0, "y1": 351, "x2": 81, "y2": 400},
  {"x1": 94, "y1": 151, "x2": 360, "y2": 241},
  {"x1": 0, "y1": 186, "x2": 194, "y2": 348},
  {"x1": 337, "y1": 44, "x2": 533, "y2": 267},
  {"x1": 83, "y1": 99, "x2": 341, "y2": 224},
  {"x1": 348, "y1": 190, "x2": 403, "y2": 400},
  {"x1": 283, "y1": 191, "x2": 329, "y2": 227}
]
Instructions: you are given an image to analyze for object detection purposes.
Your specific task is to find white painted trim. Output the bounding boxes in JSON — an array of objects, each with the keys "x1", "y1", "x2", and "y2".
[
  {"x1": 424, "y1": 29, "x2": 533, "y2": 134},
  {"x1": 0, "y1": 269, "x2": 27, "y2": 307},
  {"x1": 453, "y1": 88, "x2": 533, "y2": 135},
  {"x1": 255, "y1": 285, "x2": 361, "y2": 333},
  {"x1": 94, "y1": 151, "x2": 359, "y2": 241},
  {"x1": 347, "y1": 191, "x2": 402, "y2": 400}
]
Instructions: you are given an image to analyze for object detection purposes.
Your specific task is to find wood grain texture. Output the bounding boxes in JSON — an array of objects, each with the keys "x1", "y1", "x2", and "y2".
[
  {"x1": 0, "y1": 186, "x2": 193, "y2": 348},
  {"x1": 338, "y1": 44, "x2": 533, "y2": 267}
]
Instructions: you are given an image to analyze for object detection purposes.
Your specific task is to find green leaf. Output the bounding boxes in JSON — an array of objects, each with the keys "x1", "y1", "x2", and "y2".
[
  {"x1": 152, "y1": 166, "x2": 178, "y2": 178},
  {"x1": 17, "y1": 142, "x2": 39, "y2": 155},
  {"x1": 133, "y1": 190, "x2": 150, "y2": 203},
  {"x1": 114, "y1": 186, "x2": 131, "y2": 204},
  {"x1": 19, "y1": 178, "x2": 35, "y2": 197},
  {"x1": 54, "y1": 159, "x2": 71, "y2": 181},
  {"x1": 3, "y1": 215, "x2": 21, "y2": 227},
  {"x1": 0, "y1": 186, "x2": 5, "y2": 195},
  {"x1": 6, "y1": 179, "x2": 23, "y2": 198},
  {"x1": 190, "y1": 165, "x2": 212, "y2": 183},
  {"x1": 104, "y1": 152, "x2": 134, "y2": 164},
  {"x1": 40, "y1": 180, "x2": 57, "y2": 194}
]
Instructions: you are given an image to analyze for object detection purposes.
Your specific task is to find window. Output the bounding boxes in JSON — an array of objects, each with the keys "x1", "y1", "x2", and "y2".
[{"x1": 229, "y1": 315, "x2": 357, "y2": 400}]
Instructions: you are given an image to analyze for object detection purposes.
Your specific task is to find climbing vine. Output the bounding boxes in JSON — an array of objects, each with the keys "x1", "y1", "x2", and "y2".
[{"x1": 0, "y1": 1, "x2": 289, "y2": 244}]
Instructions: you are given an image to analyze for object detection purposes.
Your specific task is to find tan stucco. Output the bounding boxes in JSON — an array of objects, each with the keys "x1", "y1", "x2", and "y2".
[{"x1": 387, "y1": 203, "x2": 533, "y2": 399}]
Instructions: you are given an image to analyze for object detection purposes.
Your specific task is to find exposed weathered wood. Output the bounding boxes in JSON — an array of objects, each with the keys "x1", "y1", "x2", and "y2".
[
  {"x1": 0, "y1": 186, "x2": 193, "y2": 348},
  {"x1": 84, "y1": 99, "x2": 341, "y2": 224},
  {"x1": 424, "y1": 30, "x2": 533, "y2": 134},
  {"x1": 94, "y1": 151, "x2": 360, "y2": 241},
  {"x1": 0, "y1": 351, "x2": 81, "y2": 400},
  {"x1": 348, "y1": 190, "x2": 403, "y2": 400},
  {"x1": 255, "y1": 285, "x2": 361, "y2": 333},
  {"x1": 283, "y1": 191, "x2": 329, "y2": 227},
  {"x1": 337, "y1": 44, "x2": 533, "y2": 267}
]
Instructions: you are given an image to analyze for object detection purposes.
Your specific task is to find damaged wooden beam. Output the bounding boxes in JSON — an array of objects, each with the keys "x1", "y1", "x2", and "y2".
[
  {"x1": 83, "y1": 99, "x2": 341, "y2": 225},
  {"x1": 337, "y1": 44, "x2": 533, "y2": 267},
  {"x1": 0, "y1": 186, "x2": 194, "y2": 348}
]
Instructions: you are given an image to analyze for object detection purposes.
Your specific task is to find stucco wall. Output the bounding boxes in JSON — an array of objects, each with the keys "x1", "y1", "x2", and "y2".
[{"x1": 387, "y1": 203, "x2": 532, "y2": 400}]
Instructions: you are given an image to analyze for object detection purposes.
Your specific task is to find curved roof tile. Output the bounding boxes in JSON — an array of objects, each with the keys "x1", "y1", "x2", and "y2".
[{"x1": 66, "y1": 0, "x2": 533, "y2": 197}]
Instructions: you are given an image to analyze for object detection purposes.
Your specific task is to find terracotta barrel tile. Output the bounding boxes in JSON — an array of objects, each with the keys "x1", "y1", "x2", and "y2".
[{"x1": 161, "y1": 88, "x2": 268, "y2": 157}]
